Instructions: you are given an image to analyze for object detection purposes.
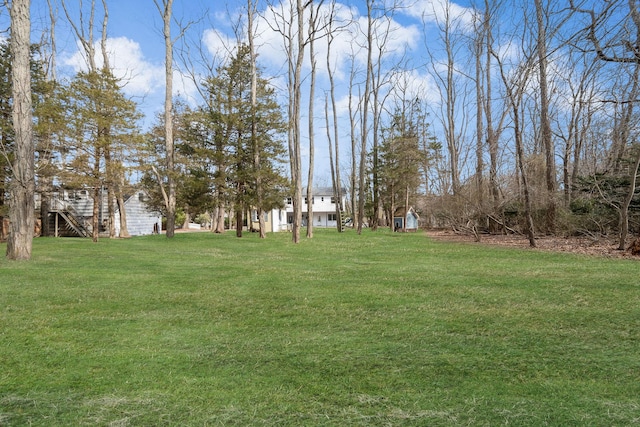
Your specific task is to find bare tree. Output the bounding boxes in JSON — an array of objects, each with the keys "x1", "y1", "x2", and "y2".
[
  {"x1": 348, "y1": 50, "x2": 359, "y2": 228},
  {"x1": 265, "y1": 0, "x2": 314, "y2": 243},
  {"x1": 356, "y1": 0, "x2": 375, "y2": 235},
  {"x1": 571, "y1": 0, "x2": 640, "y2": 249},
  {"x1": 36, "y1": 0, "x2": 60, "y2": 239},
  {"x1": 61, "y1": 0, "x2": 101, "y2": 242},
  {"x1": 554, "y1": 48, "x2": 601, "y2": 206},
  {"x1": 534, "y1": 0, "x2": 557, "y2": 233},
  {"x1": 61, "y1": 0, "x2": 135, "y2": 241},
  {"x1": 483, "y1": 0, "x2": 508, "y2": 229},
  {"x1": 99, "y1": 0, "x2": 129, "y2": 239},
  {"x1": 423, "y1": 1, "x2": 471, "y2": 197},
  {"x1": 154, "y1": 0, "x2": 177, "y2": 238},
  {"x1": 6, "y1": 0, "x2": 34, "y2": 260},
  {"x1": 306, "y1": 1, "x2": 322, "y2": 239},
  {"x1": 473, "y1": 7, "x2": 484, "y2": 209},
  {"x1": 570, "y1": 0, "x2": 640, "y2": 65},
  {"x1": 291, "y1": 0, "x2": 306, "y2": 243},
  {"x1": 493, "y1": 40, "x2": 538, "y2": 246},
  {"x1": 371, "y1": 8, "x2": 402, "y2": 230},
  {"x1": 324, "y1": 0, "x2": 344, "y2": 232},
  {"x1": 246, "y1": 0, "x2": 266, "y2": 238}
]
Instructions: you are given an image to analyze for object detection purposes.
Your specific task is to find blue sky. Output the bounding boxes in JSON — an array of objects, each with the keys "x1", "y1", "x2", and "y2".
[
  {"x1": 14, "y1": 0, "x2": 477, "y2": 182},
  {"x1": 3, "y1": 0, "x2": 627, "y2": 191}
]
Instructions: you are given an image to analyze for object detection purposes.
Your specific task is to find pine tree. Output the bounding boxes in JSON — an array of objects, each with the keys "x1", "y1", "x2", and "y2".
[
  {"x1": 196, "y1": 44, "x2": 288, "y2": 237},
  {"x1": 379, "y1": 100, "x2": 429, "y2": 230},
  {"x1": 61, "y1": 69, "x2": 141, "y2": 241}
]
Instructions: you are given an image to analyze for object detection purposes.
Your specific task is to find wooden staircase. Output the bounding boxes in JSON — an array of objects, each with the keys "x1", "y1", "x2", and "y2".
[
  {"x1": 49, "y1": 211, "x2": 90, "y2": 237},
  {"x1": 47, "y1": 199, "x2": 91, "y2": 237}
]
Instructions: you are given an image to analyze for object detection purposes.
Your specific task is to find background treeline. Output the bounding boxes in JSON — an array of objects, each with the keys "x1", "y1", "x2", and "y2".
[{"x1": 2, "y1": 0, "x2": 640, "y2": 248}]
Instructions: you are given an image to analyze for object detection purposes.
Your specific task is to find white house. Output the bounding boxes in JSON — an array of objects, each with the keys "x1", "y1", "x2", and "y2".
[{"x1": 252, "y1": 187, "x2": 347, "y2": 232}]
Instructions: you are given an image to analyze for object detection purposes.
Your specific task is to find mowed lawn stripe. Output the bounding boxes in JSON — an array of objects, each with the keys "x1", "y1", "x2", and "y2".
[{"x1": 1, "y1": 230, "x2": 638, "y2": 425}]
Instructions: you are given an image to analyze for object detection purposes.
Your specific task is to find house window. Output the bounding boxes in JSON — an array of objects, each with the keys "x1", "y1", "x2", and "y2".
[
  {"x1": 321, "y1": 197, "x2": 325, "y2": 202},
  {"x1": 286, "y1": 197, "x2": 292, "y2": 205},
  {"x1": 331, "y1": 196, "x2": 336, "y2": 204},
  {"x1": 328, "y1": 213, "x2": 337, "y2": 221},
  {"x1": 251, "y1": 211, "x2": 269, "y2": 222}
]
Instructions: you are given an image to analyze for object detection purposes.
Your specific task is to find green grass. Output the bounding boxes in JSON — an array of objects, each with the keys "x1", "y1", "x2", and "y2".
[{"x1": 1, "y1": 230, "x2": 639, "y2": 426}]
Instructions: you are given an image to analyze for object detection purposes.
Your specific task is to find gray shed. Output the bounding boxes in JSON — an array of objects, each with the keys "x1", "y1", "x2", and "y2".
[{"x1": 393, "y1": 207, "x2": 420, "y2": 232}]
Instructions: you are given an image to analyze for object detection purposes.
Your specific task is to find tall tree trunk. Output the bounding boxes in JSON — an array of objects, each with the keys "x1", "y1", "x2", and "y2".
[
  {"x1": 103, "y1": 143, "x2": 116, "y2": 238},
  {"x1": 445, "y1": 20, "x2": 460, "y2": 196},
  {"x1": 404, "y1": 186, "x2": 410, "y2": 233},
  {"x1": 284, "y1": 0, "x2": 306, "y2": 243},
  {"x1": 325, "y1": 6, "x2": 343, "y2": 232},
  {"x1": 535, "y1": 0, "x2": 556, "y2": 233},
  {"x1": 247, "y1": 0, "x2": 265, "y2": 239},
  {"x1": 474, "y1": 17, "x2": 484, "y2": 209},
  {"x1": 370, "y1": 39, "x2": 381, "y2": 231},
  {"x1": 39, "y1": 193, "x2": 50, "y2": 237},
  {"x1": 389, "y1": 182, "x2": 395, "y2": 231},
  {"x1": 108, "y1": 188, "x2": 116, "y2": 237},
  {"x1": 117, "y1": 171, "x2": 130, "y2": 238},
  {"x1": 7, "y1": 0, "x2": 34, "y2": 260},
  {"x1": 100, "y1": 1, "x2": 117, "y2": 238},
  {"x1": 493, "y1": 42, "x2": 535, "y2": 247},
  {"x1": 235, "y1": 207, "x2": 243, "y2": 238},
  {"x1": 349, "y1": 57, "x2": 358, "y2": 229},
  {"x1": 306, "y1": 5, "x2": 319, "y2": 239},
  {"x1": 514, "y1": 109, "x2": 536, "y2": 247},
  {"x1": 358, "y1": 0, "x2": 374, "y2": 234},
  {"x1": 326, "y1": 96, "x2": 342, "y2": 233},
  {"x1": 39, "y1": 1, "x2": 56, "y2": 238},
  {"x1": 38, "y1": 142, "x2": 54, "y2": 238},
  {"x1": 485, "y1": 0, "x2": 501, "y2": 230},
  {"x1": 91, "y1": 181, "x2": 100, "y2": 242},
  {"x1": 215, "y1": 204, "x2": 226, "y2": 233},
  {"x1": 156, "y1": 0, "x2": 176, "y2": 238}
]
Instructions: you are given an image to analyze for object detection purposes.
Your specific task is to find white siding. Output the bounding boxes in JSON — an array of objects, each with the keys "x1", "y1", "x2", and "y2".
[
  {"x1": 115, "y1": 192, "x2": 162, "y2": 236},
  {"x1": 277, "y1": 187, "x2": 346, "y2": 232}
]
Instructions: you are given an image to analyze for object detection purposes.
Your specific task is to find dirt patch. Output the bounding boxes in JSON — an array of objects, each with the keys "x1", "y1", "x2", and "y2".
[{"x1": 425, "y1": 229, "x2": 639, "y2": 260}]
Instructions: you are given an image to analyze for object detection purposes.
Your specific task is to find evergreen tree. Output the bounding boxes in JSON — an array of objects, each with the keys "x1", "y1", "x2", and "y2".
[
  {"x1": 141, "y1": 103, "x2": 215, "y2": 230},
  {"x1": 196, "y1": 44, "x2": 288, "y2": 237},
  {"x1": 61, "y1": 69, "x2": 142, "y2": 241},
  {"x1": 379, "y1": 99, "x2": 430, "y2": 230}
]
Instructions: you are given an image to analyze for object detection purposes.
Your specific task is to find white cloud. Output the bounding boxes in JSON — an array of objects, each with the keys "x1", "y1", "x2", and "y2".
[
  {"x1": 62, "y1": 37, "x2": 165, "y2": 97},
  {"x1": 205, "y1": 0, "x2": 422, "y2": 84},
  {"x1": 61, "y1": 36, "x2": 203, "y2": 124},
  {"x1": 401, "y1": 0, "x2": 475, "y2": 30},
  {"x1": 389, "y1": 68, "x2": 441, "y2": 105},
  {"x1": 202, "y1": 29, "x2": 238, "y2": 63}
]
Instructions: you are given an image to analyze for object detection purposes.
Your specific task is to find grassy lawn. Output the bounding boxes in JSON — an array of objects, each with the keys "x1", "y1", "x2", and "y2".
[{"x1": 1, "y1": 230, "x2": 639, "y2": 426}]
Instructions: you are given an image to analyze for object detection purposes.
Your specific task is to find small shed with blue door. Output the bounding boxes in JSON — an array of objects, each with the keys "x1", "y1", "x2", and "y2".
[{"x1": 393, "y1": 207, "x2": 419, "y2": 232}]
